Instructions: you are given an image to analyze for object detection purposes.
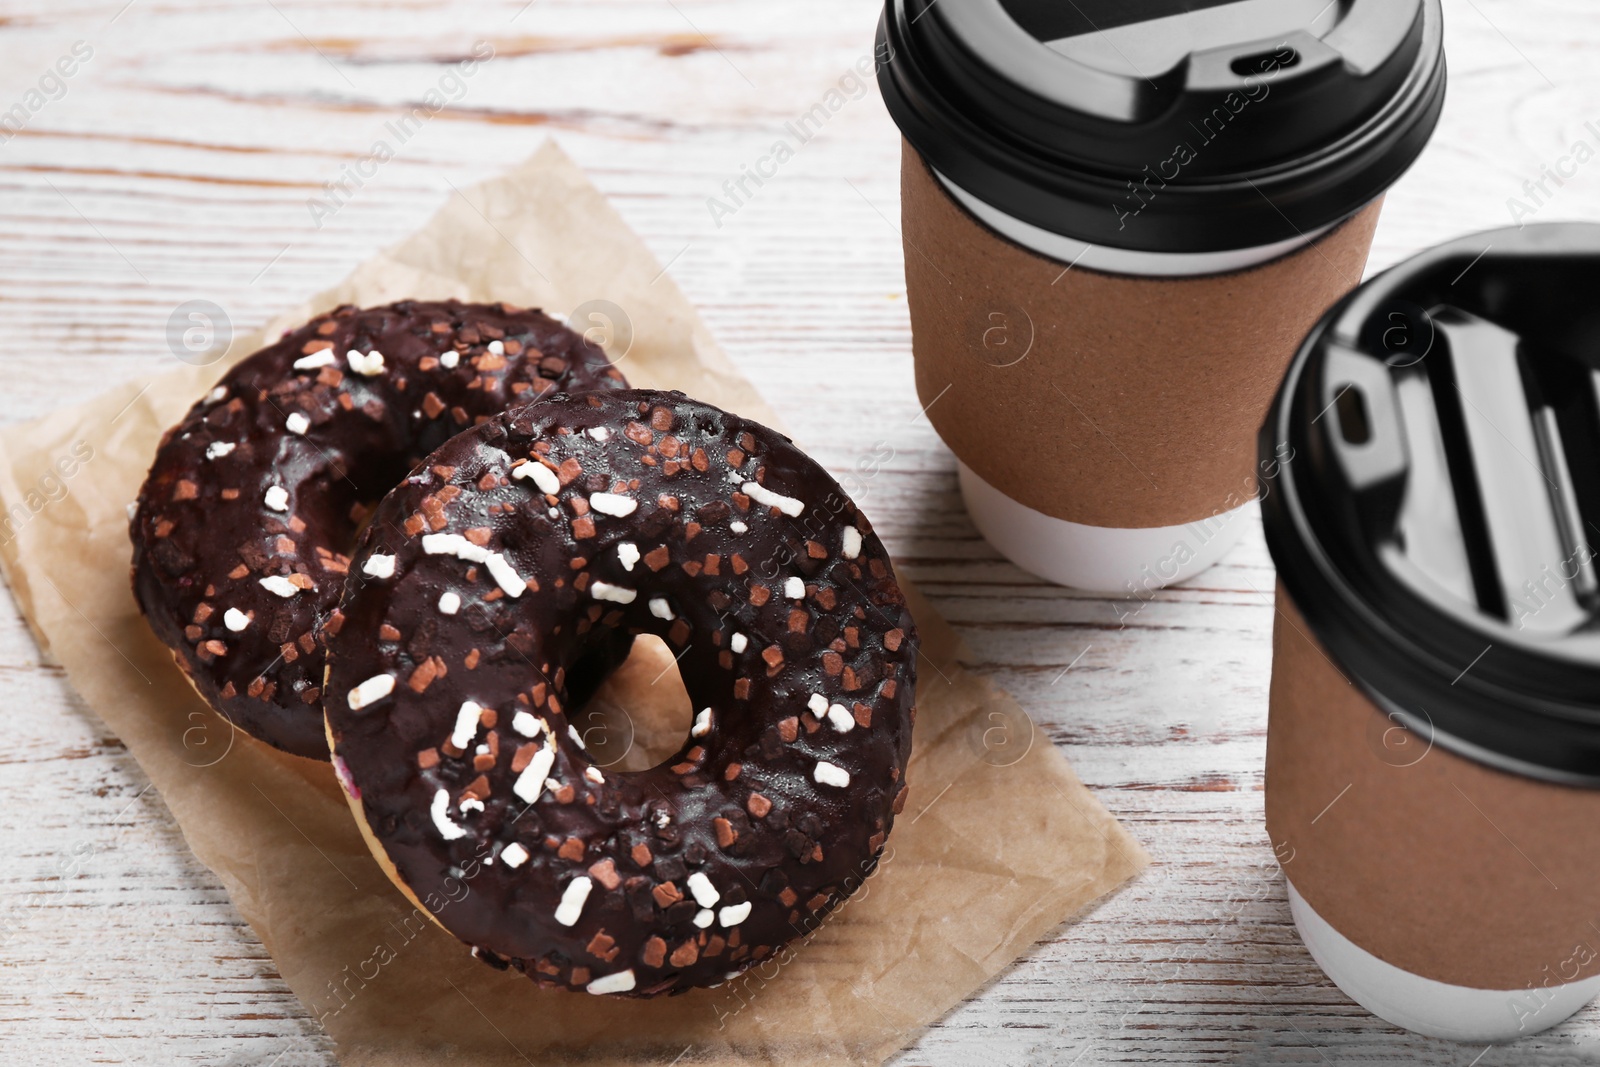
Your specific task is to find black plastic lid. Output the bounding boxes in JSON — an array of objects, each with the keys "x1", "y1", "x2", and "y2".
[
  {"x1": 878, "y1": 0, "x2": 1448, "y2": 254},
  {"x1": 1261, "y1": 223, "x2": 1600, "y2": 786}
]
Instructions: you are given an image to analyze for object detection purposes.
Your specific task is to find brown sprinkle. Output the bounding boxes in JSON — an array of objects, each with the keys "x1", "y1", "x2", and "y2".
[
  {"x1": 407, "y1": 656, "x2": 446, "y2": 693},
  {"x1": 587, "y1": 931, "x2": 618, "y2": 961}
]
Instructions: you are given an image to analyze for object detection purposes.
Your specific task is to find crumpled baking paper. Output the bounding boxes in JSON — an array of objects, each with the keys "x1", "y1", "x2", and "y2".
[{"x1": 0, "y1": 141, "x2": 1148, "y2": 1066}]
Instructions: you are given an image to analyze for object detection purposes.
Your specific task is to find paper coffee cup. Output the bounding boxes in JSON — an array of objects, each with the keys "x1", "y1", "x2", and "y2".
[
  {"x1": 1260, "y1": 224, "x2": 1600, "y2": 1042},
  {"x1": 878, "y1": 0, "x2": 1447, "y2": 593}
]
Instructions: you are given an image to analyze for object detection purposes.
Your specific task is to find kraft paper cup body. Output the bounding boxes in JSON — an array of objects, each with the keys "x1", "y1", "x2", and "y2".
[
  {"x1": 902, "y1": 149, "x2": 1383, "y2": 594},
  {"x1": 1260, "y1": 226, "x2": 1600, "y2": 1042},
  {"x1": 878, "y1": 0, "x2": 1447, "y2": 592},
  {"x1": 1267, "y1": 592, "x2": 1600, "y2": 1042}
]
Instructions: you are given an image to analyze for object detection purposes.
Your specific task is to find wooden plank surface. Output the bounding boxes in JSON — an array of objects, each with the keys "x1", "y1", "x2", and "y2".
[{"x1": 2, "y1": 0, "x2": 1599, "y2": 1062}]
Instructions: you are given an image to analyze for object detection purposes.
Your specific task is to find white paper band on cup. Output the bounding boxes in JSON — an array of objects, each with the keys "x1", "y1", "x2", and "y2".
[
  {"x1": 1287, "y1": 880, "x2": 1600, "y2": 1042},
  {"x1": 934, "y1": 170, "x2": 1336, "y2": 279},
  {"x1": 957, "y1": 462, "x2": 1249, "y2": 593}
]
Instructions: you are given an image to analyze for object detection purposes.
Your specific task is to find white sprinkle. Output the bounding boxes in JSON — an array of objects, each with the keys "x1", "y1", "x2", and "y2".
[
  {"x1": 547, "y1": 507, "x2": 560, "y2": 519},
  {"x1": 439, "y1": 349, "x2": 460, "y2": 369},
  {"x1": 649, "y1": 598, "x2": 673, "y2": 621},
  {"x1": 591, "y1": 581, "x2": 637, "y2": 604},
  {"x1": 654, "y1": 809, "x2": 671, "y2": 829},
  {"x1": 438, "y1": 591, "x2": 461, "y2": 615},
  {"x1": 730, "y1": 633, "x2": 748, "y2": 654},
  {"x1": 362, "y1": 554, "x2": 396, "y2": 579},
  {"x1": 207, "y1": 386, "x2": 228, "y2": 403},
  {"x1": 422, "y1": 532, "x2": 489, "y2": 563},
  {"x1": 814, "y1": 760, "x2": 851, "y2": 788},
  {"x1": 285, "y1": 412, "x2": 310, "y2": 435},
  {"x1": 431, "y1": 789, "x2": 467, "y2": 840},
  {"x1": 485, "y1": 552, "x2": 528, "y2": 597},
  {"x1": 459, "y1": 797, "x2": 484, "y2": 815},
  {"x1": 617, "y1": 542, "x2": 640, "y2": 572},
  {"x1": 807, "y1": 693, "x2": 828, "y2": 716},
  {"x1": 587, "y1": 969, "x2": 636, "y2": 996},
  {"x1": 264, "y1": 485, "x2": 289, "y2": 512},
  {"x1": 223, "y1": 608, "x2": 250, "y2": 632},
  {"x1": 686, "y1": 871, "x2": 720, "y2": 908},
  {"x1": 587, "y1": 426, "x2": 610, "y2": 442},
  {"x1": 568, "y1": 724, "x2": 586, "y2": 749},
  {"x1": 585, "y1": 766, "x2": 605, "y2": 784},
  {"x1": 513, "y1": 745, "x2": 556, "y2": 803},
  {"x1": 827, "y1": 703, "x2": 856, "y2": 733},
  {"x1": 512, "y1": 711, "x2": 544, "y2": 738},
  {"x1": 693, "y1": 908, "x2": 715, "y2": 929},
  {"x1": 347, "y1": 673, "x2": 395, "y2": 711},
  {"x1": 205, "y1": 441, "x2": 236, "y2": 460},
  {"x1": 332, "y1": 754, "x2": 357, "y2": 799},
  {"x1": 730, "y1": 521, "x2": 748, "y2": 534},
  {"x1": 785, "y1": 576, "x2": 805, "y2": 600},
  {"x1": 743, "y1": 481, "x2": 804, "y2": 517},
  {"x1": 259, "y1": 575, "x2": 300, "y2": 598},
  {"x1": 554, "y1": 876, "x2": 592, "y2": 927},
  {"x1": 347, "y1": 349, "x2": 386, "y2": 376},
  {"x1": 126, "y1": 501, "x2": 137, "y2": 520},
  {"x1": 842, "y1": 526, "x2": 863, "y2": 560},
  {"x1": 450, "y1": 700, "x2": 484, "y2": 750},
  {"x1": 487, "y1": 339, "x2": 505, "y2": 355},
  {"x1": 589, "y1": 493, "x2": 637, "y2": 517},
  {"x1": 514, "y1": 461, "x2": 561, "y2": 496},
  {"x1": 500, "y1": 842, "x2": 529, "y2": 868},
  {"x1": 691, "y1": 707, "x2": 712, "y2": 738},
  {"x1": 718, "y1": 901, "x2": 753, "y2": 927},
  {"x1": 292, "y1": 350, "x2": 337, "y2": 371}
]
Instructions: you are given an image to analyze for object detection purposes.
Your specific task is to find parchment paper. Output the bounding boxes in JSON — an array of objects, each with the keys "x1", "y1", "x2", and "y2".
[{"x1": 0, "y1": 142, "x2": 1148, "y2": 1066}]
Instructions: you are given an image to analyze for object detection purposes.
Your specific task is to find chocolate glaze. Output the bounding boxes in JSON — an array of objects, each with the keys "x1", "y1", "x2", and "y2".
[
  {"x1": 324, "y1": 390, "x2": 917, "y2": 997},
  {"x1": 130, "y1": 301, "x2": 628, "y2": 759}
]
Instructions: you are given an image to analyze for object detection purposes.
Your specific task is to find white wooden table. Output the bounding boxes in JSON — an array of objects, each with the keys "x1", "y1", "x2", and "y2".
[{"x1": 2, "y1": 1, "x2": 1597, "y2": 1062}]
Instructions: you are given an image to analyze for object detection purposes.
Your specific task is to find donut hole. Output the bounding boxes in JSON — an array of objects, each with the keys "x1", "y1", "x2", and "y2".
[{"x1": 570, "y1": 634, "x2": 695, "y2": 772}]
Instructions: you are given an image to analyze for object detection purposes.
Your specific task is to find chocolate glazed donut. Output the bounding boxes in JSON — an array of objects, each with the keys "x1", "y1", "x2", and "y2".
[
  {"x1": 130, "y1": 301, "x2": 629, "y2": 759},
  {"x1": 323, "y1": 390, "x2": 916, "y2": 996}
]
